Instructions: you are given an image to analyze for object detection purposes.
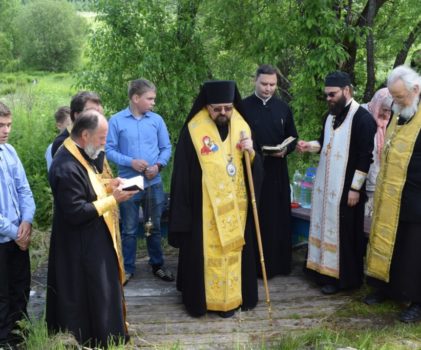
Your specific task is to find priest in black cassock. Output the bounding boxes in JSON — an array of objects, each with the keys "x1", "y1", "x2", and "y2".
[
  {"x1": 242, "y1": 64, "x2": 298, "y2": 278},
  {"x1": 297, "y1": 71, "x2": 376, "y2": 295},
  {"x1": 46, "y1": 110, "x2": 136, "y2": 348},
  {"x1": 365, "y1": 66, "x2": 421, "y2": 323},
  {"x1": 169, "y1": 80, "x2": 263, "y2": 318}
]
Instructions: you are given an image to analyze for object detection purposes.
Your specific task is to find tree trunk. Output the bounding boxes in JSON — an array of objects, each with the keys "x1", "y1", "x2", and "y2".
[
  {"x1": 342, "y1": 0, "x2": 387, "y2": 83},
  {"x1": 363, "y1": 0, "x2": 376, "y2": 102},
  {"x1": 393, "y1": 20, "x2": 421, "y2": 68}
]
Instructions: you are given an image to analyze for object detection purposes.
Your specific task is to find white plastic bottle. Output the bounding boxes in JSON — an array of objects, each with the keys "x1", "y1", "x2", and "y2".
[{"x1": 291, "y1": 170, "x2": 302, "y2": 206}]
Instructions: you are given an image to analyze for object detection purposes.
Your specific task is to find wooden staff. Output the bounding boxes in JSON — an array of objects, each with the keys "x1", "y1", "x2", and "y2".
[{"x1": 241, "y1": 131, "x2": 272, "y2": 319}]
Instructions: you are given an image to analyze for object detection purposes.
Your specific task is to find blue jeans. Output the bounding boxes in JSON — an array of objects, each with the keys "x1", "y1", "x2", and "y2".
[{"x1": 119, "y1": 182, "x2": 165, "y2": 274}]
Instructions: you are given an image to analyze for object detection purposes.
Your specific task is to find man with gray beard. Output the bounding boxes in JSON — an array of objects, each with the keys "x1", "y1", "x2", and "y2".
[
  {"x1": 365, "y1": 65, "x2": 421, "y2": 323},
  {"x1": 46, "y1": 110, "x2": 136, "y2": 347}
]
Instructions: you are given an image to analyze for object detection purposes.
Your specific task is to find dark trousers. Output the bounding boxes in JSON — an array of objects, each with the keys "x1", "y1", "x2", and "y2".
[{"x1": 0, "y1": 241, "x2": 30, "y2": 343}]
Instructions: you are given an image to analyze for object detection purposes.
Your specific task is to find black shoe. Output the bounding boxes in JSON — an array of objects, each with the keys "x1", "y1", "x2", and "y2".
[
  {"x1": 363, "y1": 291, "x2": 387, "y2": 305},
  {"x1": 321, "y1": 284, "x2": 339, "y2": 295},
  {"x1": 218, "y1": 310, "x2": 235, "y2": 318},
  {"x1": 399, "y1": 303, "x2": 421, "y2": 323},
  {"x1": 153, "y1": 267, "x2": 174, "y2": 282},
  {"x1": 123, "y1": 273, "x2": 133, "y2": 286}
]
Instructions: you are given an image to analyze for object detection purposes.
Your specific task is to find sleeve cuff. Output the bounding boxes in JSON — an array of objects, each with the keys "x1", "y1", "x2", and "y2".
[
  {"x1": 93, "y1": 196, "x2": 118, "y2": 216},
  {"x1": 21, "y1": 216, "x2": 34, "y2": 224},
  {"x1": 308, "y1": 141, "x2": 321, "y2": 153},
  {"x1": 351, "y1": 170, "x2": 368, "y2": 191}
]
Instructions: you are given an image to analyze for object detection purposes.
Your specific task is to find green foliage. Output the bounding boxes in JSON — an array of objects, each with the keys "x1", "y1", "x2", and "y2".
[
  {"x1": 79, "y1": 0, "x2": 210, "y2": 143},
  {"x1": 80, "y1": 0, "x2": 421, "y2": 149},
  {"x1": 1, "y1": 72, "x2": 76, "y2": 229},
  {"x1": 14, "y1": 0, "x2": 87, "y2": 71}
]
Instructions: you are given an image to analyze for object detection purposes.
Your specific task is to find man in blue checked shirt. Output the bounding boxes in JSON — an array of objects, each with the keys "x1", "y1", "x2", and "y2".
[
  {"x1": 106, "y1": 79, "x2": 173, "y2": 284},
  {"x1": 0, "y1": 102, "x2": 35, "y2": 347}
]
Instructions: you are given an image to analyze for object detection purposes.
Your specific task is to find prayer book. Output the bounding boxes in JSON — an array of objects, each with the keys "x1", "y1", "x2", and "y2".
[
  {"x1": 122, "y1": 175, "x2": 144, "y2": 191},
  {"x1": 261, "y1": 136, "x2": 296, "y2": 154}
]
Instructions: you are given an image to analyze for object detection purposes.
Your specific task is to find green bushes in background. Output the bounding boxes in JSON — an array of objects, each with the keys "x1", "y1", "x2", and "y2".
[{"x1": 1, "y1": 72, "x2": 76, "y2": 229}]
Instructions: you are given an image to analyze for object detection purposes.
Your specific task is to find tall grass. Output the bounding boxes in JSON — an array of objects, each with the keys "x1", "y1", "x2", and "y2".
[
  {"x1": 0, "y1": 72, "x2": 76, "y2": 271},
  {"x1": 1, "y1": 72, "x2": 75, "y2": 230}
]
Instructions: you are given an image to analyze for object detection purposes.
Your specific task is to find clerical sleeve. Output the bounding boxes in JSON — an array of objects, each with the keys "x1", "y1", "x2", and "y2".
[
  {"x1": 168, "y1": 128, "x2": 195, "y2": 248},
  {"x1": 49, "y1": 161, "x2": 101, "y2": 226},
  {"x1": 284, "y1": 106, "x2": 299, "y2": 155},
  {"x1": 353, "y1": 109, "x2": 377, "y2": 174}
]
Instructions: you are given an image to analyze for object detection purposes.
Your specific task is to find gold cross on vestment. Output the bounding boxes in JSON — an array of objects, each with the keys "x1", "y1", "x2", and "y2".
[
  {"x1": 334, "y1": 152, "x2": 342, "y2": 160},
  {"x1": 327, "y1": 228, "x2": 335, "y2": 238},
  {"x1": 329, "y1": 190, "x2": 337, "y2": 199},
  {"x1": 325, "y1": 143, "x2": 332, "y2": 156}
]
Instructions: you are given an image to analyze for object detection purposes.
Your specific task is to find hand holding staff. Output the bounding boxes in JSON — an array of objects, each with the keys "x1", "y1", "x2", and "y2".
[{"x1": 240, "y1": 131, "x2": 272, "y2": 320}]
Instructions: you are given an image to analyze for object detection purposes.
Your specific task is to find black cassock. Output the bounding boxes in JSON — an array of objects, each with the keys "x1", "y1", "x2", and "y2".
[
  {"x1": 242, "y1": 94, "x2": 298, "y2": 278},
  {"x1": 306, "y1": 104, "x2": 376, "y2": 289},
  {"x1": 369, "y1": 119, "x2": 421, "y2": 302},
  {"x1": 46, "y1": 147, "x2": 127, "y2": 348},
  {"x1": 168, "y1": 125, "x2": 263, "y2": 317}
]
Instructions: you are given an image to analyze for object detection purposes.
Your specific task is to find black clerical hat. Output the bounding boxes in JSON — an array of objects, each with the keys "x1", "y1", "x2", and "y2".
[
  {"x1": 202, "y1": 80, "x2": 236, "y2": 104},
  {"x1": 183, "y1": 80, "x2": 245, "y2": 126},
  {"x1": 325, "y1": 71, "x2": 351, "y2": 87}
]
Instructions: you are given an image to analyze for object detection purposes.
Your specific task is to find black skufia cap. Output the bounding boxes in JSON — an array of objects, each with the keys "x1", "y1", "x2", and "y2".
[
  {"x1": 202, "y1": 80, "x2": 236, "y2": 104},
  {"x1": 183, "y1": 80, "x2": 245, "y2": 126},
  {"x1": 325, "y1": 71, "x2": 351, "y2": 87}
]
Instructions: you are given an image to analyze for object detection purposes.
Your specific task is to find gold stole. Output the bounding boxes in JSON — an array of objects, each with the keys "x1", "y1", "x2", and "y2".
[
  {"x1": 188, "y1": 108, "x2": 251, "y2": 311},
  {"x1": 366, "y1": 105, "x2": 421, "y2": 282},
  {"x1": 63, "y1": 138, "x2": 127, "y2": 328}
]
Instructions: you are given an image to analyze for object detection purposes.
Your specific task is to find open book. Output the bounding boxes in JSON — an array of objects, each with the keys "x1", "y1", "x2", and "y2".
[
  {"x1": 122, "y1": 175, "x2": 144, "y2": 191},
  {"x1": 261, "y1": 136, "x2": 296, "y2": 154}
]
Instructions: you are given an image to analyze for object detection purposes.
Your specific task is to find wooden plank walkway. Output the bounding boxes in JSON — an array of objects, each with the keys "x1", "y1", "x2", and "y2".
[{"x1": 28, "y1": 247, "x2": 352, "y2": 349}]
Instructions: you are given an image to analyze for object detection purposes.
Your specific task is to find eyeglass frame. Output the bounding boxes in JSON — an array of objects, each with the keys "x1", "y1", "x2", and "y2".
[
  {"x1": 324, "y1": 88, "x2": 345, "y2": 99},
  {"x1": 209, "y1": 104, "x2": 234, "y2": 113}
]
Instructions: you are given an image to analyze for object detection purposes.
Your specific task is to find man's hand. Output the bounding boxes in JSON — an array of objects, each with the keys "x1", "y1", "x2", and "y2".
[
  {"x1": 107, "y1": 177, "x2": 124, "y2": 192},
  {"x1": 348, "y1": 190, "x2": 360, "y2": 207},
  {"x1": 296, "y1": 140, "x2": 310, "y2": 153},
  {"x1": 113, "y1": 187, "x2": 138, "y2": 203},
  {"x1": 16, "y1": 221, "x2": 32, "y2": 251},
  {"x1": 238, "y1": 135, "x2": 254, "y2": 155},
  {"x1": 144, "y1": 165, "x2": 159, "y2": 180},
  {"x1": 131, "y1": 159, "x2": 149, "y2": 173}
]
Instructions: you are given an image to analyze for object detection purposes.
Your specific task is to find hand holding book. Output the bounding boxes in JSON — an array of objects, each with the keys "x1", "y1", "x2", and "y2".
[
  {"x1": 261, "y1": 136, "x2": 296, "y2": 155},
  {"x1": 121, "y1": 175, "x2": 144, "y2": 191}
]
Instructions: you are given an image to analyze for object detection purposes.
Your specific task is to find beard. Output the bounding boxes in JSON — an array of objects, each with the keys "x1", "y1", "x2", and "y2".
[
  {"x1": 84, "y1": 143, "x2": 103, "y2": 160},
  {"x1": 214, "y1": 114, "x2": 230, "y2": 126},
  {"x1": 328, "y1": 94, "x2": 347, "y2": 116},
  {"x1": 392, "y1": 96, "x2": 420, "y2": 120}
]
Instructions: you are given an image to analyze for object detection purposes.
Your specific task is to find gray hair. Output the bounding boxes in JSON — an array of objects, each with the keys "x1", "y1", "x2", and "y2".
[
  {"x1": 71, "y1": 109, "x2": 101, "y2": 138},
  {"x1": 387, "y1": 65, "x2": 421, "y2": 91}
]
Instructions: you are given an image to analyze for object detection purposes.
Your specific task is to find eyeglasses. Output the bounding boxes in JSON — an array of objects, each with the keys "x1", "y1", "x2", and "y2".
[
  {"x1": 324, "y1": 89, "x2": 343, "y2": 98},
  {"x1": 210, "y1": 105, "x2": 233, "y2": 113}
]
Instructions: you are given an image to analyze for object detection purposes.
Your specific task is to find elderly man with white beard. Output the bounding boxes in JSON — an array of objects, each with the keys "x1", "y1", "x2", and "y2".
[
  {"x1": 364, "y1": 65, "x2": 421, "y2": 323},
  {"x1": 46, "y1": 110, "x2": 136, "y2": 348}
]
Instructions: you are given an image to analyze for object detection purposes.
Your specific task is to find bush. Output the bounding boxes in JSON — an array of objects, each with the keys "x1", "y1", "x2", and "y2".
[{"x1": 14, "y1": 0, "x2": 87, "y2": 72}]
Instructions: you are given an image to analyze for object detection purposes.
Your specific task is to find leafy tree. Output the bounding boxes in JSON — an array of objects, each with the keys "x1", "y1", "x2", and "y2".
[
  {"x1": 80, "y1": 0, "x2": 421, "y2": 144},
  {"x1": 14, "y1": 0, "x2": 87, "y2": 71},
  {"x1": 80, "y1": 0, "x2": 212, "y2": 142},
  {"x1": 0, "y1": 0, "x2": 20, "y2": 71}
]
